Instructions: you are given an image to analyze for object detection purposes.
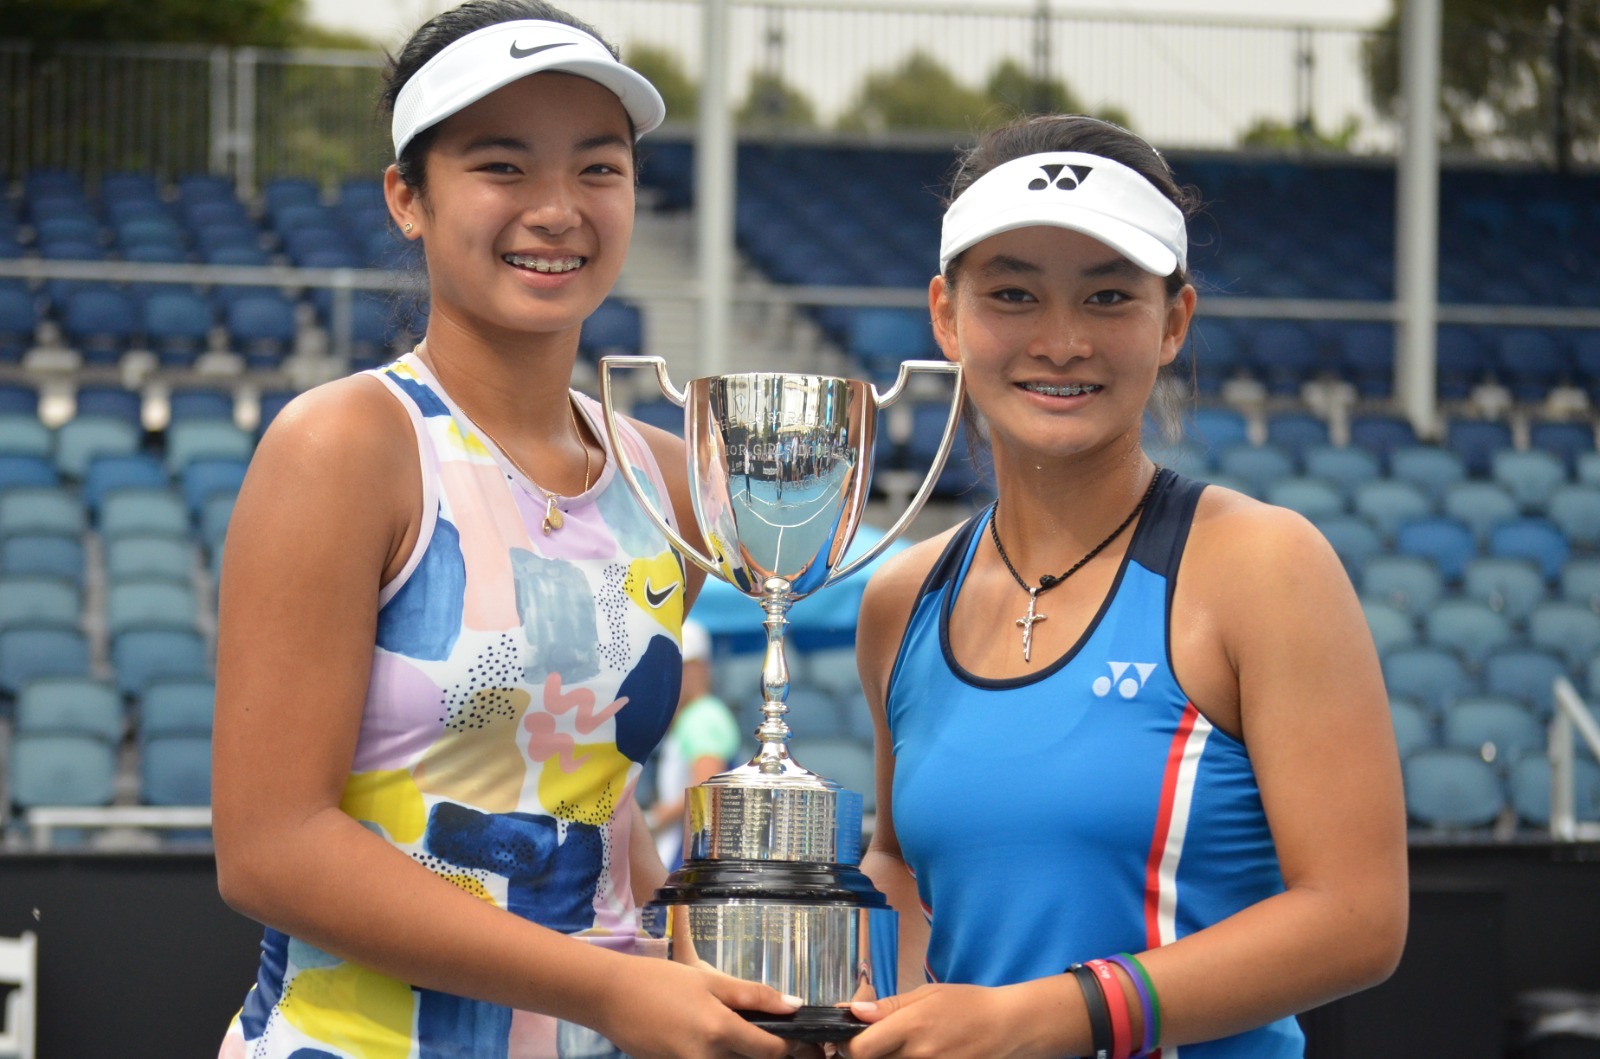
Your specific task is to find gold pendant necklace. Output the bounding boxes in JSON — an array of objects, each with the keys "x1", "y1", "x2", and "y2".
[
  {"x1": 989, "y1": 468, "x2": 1162, "y2": 663},
  {"x1": 479, "y1": 395, "x2": 593, "y2": 535}
]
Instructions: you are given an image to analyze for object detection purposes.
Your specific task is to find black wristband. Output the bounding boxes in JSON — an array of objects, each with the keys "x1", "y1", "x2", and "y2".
[{"x1": 1069, "y1": 963, "x2": 1113, "y2": 1059}]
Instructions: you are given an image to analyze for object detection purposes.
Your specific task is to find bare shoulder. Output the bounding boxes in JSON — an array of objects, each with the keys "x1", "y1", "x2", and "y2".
[
  {"x1": 255, "y1": 372, "x2": 413, "y2": 470},
  {"x1": 1187, "y1": 481, "x2": 1341, "y2": 578},
  {"x1": 856, "y1": 521, "x2": 965, "y2": 698}
]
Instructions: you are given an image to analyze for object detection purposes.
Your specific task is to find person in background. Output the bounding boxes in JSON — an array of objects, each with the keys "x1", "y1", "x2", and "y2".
[
  {"x1": 844, "y1": 114, "x2": 1408, "y2": 1059},
  {"x1": 210, "y1": 2, "x2": 804, "y2": 1056},
  {"x1": 648, "y1": 618, "x2": 742, "y2": 871}
]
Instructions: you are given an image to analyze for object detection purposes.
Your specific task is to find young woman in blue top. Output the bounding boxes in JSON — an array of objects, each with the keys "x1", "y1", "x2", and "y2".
[
  {"x1": 211, "y1": 2, "x2": 804, "y2": 1056},
  {"x1": 844, "y1": 115, "x2": 1408, "y2": 1058}
]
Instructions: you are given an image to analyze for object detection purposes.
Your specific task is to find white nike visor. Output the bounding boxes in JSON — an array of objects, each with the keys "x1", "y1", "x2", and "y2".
[
  {"x1": 392, "y1": 19, "x2": 667, "y2": 157},
  {"x1": 939, "y1": 151, "x2": 1187, "y2": 277}
]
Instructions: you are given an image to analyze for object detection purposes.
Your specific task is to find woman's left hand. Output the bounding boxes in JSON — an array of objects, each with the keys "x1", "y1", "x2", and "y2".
[{"x1": 836, "y1": 983, "x2": 1058, "y2": 1059}]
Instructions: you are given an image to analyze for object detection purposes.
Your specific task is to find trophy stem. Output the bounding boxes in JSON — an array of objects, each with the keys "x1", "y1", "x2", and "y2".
[{"x1": 755, "y1": 577, "x2": 795, "y2": 773}]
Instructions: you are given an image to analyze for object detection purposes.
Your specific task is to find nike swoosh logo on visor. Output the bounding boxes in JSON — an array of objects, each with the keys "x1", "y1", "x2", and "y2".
[
  {"x1": 509, "y1": 41, "x2": 575, "y2": 60},
  {"x1": 644, "y1": 580, "x2": 678, "y2": 608}
]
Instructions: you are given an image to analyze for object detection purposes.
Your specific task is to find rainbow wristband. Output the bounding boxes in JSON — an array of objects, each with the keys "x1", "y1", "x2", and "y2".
[
  {"x1": 1108, "y1": 952, "x2": 1161, "y2": 1056},
  {"x1": 1069, "y1": 963, "x2": 1113, "y2": 1059},
  {"x1": 1085, "y1": 959, "x2": 1132, "y2": 1059}
]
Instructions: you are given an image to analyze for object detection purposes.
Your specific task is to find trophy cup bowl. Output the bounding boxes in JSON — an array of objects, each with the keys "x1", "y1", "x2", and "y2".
[{"x1": 598, "y1": 356, "x2": 964, "y2": 1041}]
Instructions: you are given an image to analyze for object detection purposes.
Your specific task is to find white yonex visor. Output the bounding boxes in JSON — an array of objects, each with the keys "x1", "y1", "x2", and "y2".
[
  {"x1": 939, "y1": 151, "x2": 1187, "y2": 277},
  {"x1": 391, "y1": 19, "x2": 666, "y2": 157}
]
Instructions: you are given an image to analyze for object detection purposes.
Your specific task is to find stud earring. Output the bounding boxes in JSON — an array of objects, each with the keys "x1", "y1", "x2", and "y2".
[{"x1": 403, "y1": 222, "x2": 414, "y2": 234}]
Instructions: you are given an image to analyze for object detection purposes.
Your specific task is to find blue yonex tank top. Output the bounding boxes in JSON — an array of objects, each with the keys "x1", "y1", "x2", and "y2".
[{"x1": 886, "y1": 470, "x2": 1303, "y2": 1058}]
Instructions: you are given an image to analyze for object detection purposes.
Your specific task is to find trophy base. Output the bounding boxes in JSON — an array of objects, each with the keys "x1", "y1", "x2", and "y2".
[{"x1": 740, "y1": 1005, "x2": 869, "y2": 1042}]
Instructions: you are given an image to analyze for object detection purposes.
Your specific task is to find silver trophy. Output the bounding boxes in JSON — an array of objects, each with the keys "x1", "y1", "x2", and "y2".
[{"x1": 597, "y1": 356, "x2": 963, "y2": 1041}]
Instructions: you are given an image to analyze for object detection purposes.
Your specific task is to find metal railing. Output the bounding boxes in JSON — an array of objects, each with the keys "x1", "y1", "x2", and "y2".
[{"x1": 1550, "y1": 677, "x2": 1600, "y2": 843}]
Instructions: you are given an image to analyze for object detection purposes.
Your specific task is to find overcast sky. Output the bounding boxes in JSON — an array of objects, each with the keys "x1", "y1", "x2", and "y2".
[{"x1": 306, "y1": 0, "x2": 1393, "y2": 49}]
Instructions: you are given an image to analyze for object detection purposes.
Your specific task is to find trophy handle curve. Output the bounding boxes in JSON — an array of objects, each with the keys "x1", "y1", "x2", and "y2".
[
  {"x1": 596, "y1": 355, "x2": 724, "y2": 579},
  {"x1": 827, "y1": 360, "x2": 965, "y2": 586}
]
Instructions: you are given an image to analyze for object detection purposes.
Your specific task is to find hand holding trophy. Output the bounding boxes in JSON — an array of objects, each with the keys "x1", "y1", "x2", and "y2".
[{"x1": 598, "y1": 356, "x2": 963, "y2": 1042}]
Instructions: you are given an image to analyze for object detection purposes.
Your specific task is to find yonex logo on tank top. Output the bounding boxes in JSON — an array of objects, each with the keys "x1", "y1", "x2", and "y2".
[
  {"x1": 1092, "y1": 661, "x2": 1158, "y2": 699},
  {"x1": 1029, "y1": 163, "x2": 1092, "y2": 191}
]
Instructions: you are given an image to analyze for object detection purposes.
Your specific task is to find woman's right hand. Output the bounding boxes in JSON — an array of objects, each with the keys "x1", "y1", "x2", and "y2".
[{"x1": 594, "y1": 956, "x2": 805, "y2": 1059}]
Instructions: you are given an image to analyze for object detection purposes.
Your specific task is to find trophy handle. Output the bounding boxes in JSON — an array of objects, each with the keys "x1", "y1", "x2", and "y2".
[
  {"x1": 827, "y1": 360, "x2": 964, "y2": 586},
  {"x1": 596, "y1": 355, "x2": 724, "y2": 578}
]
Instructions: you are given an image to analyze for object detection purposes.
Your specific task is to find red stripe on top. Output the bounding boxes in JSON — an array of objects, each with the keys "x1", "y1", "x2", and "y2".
[{"x1": 1143, "y1": 702, "x2": 1201, "y2": 948}]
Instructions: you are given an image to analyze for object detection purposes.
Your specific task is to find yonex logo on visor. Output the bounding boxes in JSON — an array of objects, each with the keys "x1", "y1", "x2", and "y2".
[
  {"x1": 1030, "y1": 164, "x2": 1092, "y2": 191},
  {"x1": 939, "y1": 151, "x2": 1187, "y2": 277},
  {"x1": 391, "y1": 19, "x2": 666, "y2": 157}
]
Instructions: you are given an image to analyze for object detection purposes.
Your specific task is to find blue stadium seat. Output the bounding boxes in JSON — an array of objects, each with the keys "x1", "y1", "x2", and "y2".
[
  {"x1": 1361, "y1": 599, "x2": 1418, "y2": 657},
  {"x1": 1265, "y1": 476, "x2": 1345, "y2": 520},
  {"x1": 1387, "y1": 445, "x2": 1465, "y2": 505},
  {"x1": 1244, "y1": 320, "x2": 1322, "y2": 395},
  {"x1": 1490, "y1": 328, "x2": 1570, "y2": 402},
  {"x1": 1301, "y1": 445, "x2": 1380, "y2": 500},
  {"x1": 1394, "y1": 515, "x2": 1477, "y2": 583},
  {"x1": 1351, "y1": 479, "x2": 1433, "y2": 541},
  {"x1": 1526, "y1": 601, "x2": 1600, "y2": 670},
  {"x1": 0, "y1": 285, "x2": 39, "y2": 362},
  {"x1": 845, "y1": 308, "x2": 935, "y2": 382},
  {"x1": 138, "y1": 678, "x2": 215, "y2": 738},
  {"x1": 142, "y1": 290, "x2": 215, "y2": 366},
  {"x1": 224, "y1": 292, "x2": 298, "y2": 367},
  {"x1": 1490, "y1": 449, "x2": 1569, "y2": 513},
  {"x1": 98, "y1": 487, "x2": 191, "y2": 540},
  {"x1": 1404, "y1": 748, "x2": 1506, "y2": 829},
  {"x1": 81, "y1": 454, "x2": 167, "y2": 514},
  {"x1": 0, "y1": 455, "x2": 58, "y2": 493},
  {"x1": 1332, "y1": 321, "x2": 1394, "y2": 398},
  {"x1": 1546, "y1": 485, "x2": 1600, "y2": 550},
  {"x1": 1488, "y1": 517, "x2": 1570, "y2": 582},
  {"x1": 106, "y1": 577, "x2": 200, "y2": 639},
  {"x1": 61, "y1": 285, "x2": 139, "y2": 365},
  {"x1": 0, "y1": 486, "x2": 85, "y2": 538},
  {"x1": 73, "y1": 386, "x2": 143, "y2": 426},
  {"x1": 1528, "y1": 421, "x2": 1596, "y2": 475},
  {"x1": 1390, "y1": 699, "x2": 1436, "y2": 758},
  {"x1": 1482, "y1": 646, "x2": 1569, "y2": 719},
  {"x1": 0, "y1": 627, "x2": 92, "y2": 696},
  {"x1": 53, "y1": 416, "x2": 142, "y2": 480},
  {"x1": 178, "y1": 458, "x2": 248, "y2": 516},
  {"x1": 1509, "y1": 755, "x2": 1600, "y2": 828},
  {"x1": 1215, "y1": 443, "x2": 1294, "y2": 497},
  {"x1": 1187, "y1": 406, "x2": 1251, "y2": 453},
  {"x1": 1311, "y1": 515, "x2": 1384, "y2": 575},
  {"x1": 1262, "y1": 412, "x2": 1329, "y2": 461},
  {"x1": 1441, "y1": 696, "x2": 1544, "y2": 766},
  {"x1": 0, "y1": 575, "x2": 78, "y2": 633},
  {"x1": 14, "y1": 677, "x2": 122, "y2": 742},
  {"x1": 105, "y1": 534, "x2": 196, "y2": 584},
  {"x1": 0, "y1": 534, "x2": 85, "y2": 585},
  {"x1": 163, "y1": 420, "x2": 253, "y2": 476},
  {"x1": 166, "y1": 388, "x2": 235, "y2": 423},
  {"x1": 1349, "y1": 414, "x2": 1419, "y2": 466},
  {"x1": 1435, "y1": 325, "x2": 1491, "y2": 399},
  {"x1": 110, "y1": 627, "x2": 209, "y2": 696},
  {"x1": 1445, "y1": 419, "x2": 1515, "y2": 478},
  {"x1": 8, "y1": 733, "x2": 117, "y2": 809},
  {"x1": 1383, "y1": 645, "x2": 1474, "y2": 715},
  {"x1": 1423, "y1": 601, "x2": 1515, "y2": 669},
  {"x1": 0, "y1": 383, "x2": 39, "y2": 417},
  {"x1": 0, "y1": 414, "x2": 51, "y2": 459},
  {"x1": 1460, "y1": 556, "x2": 1548, "y2": 622},
  {"x1": 580, "y1": 299, "x2": 644, "y2": 357},
  {"x1": 1359, "y1": 554, "x2": 1444, "y2": 617},
  {"x1": 1442, "y1": 482, "x2": 1519, "y2": 543},
  {"x1": 1559, "y1": 557, "x2": 1600, "y2": 610},
  {"x1": 139, "y1": 733, "x2": 213, "y2": 806}
]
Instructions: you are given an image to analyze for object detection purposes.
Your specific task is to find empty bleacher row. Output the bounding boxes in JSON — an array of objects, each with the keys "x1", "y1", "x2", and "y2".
[
  {"x1": 0, "y1": 378, "x2": 246, "y2": 842},
  {"x1": 1151, "y1": 405, "x2": 1600, "y2": 834},
  {"x1": 0, "y1": 166, "x2": 648, "y2": 375}
]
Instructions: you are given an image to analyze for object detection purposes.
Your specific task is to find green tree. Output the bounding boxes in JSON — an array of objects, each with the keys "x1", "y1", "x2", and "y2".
[
  {"x1": 736, "y1": 70, "x2": 818, "y2": 130},
  {"x1": 625, "y1": 44, "x2": 697, "y2": 123},
  {"x1": 0, "y1": 0, "x2": 308, "y2": 46},
  {"x1": 837, "y1": 51, "x2": 995, "y2": 133},
  {"x1": 1365, "y1": 0, "x2": 1600, "y2": 164},
  {"x1": 1238, "y1": 114, "x2": 1362, "y2": 150},
  {"x1": 984, "y1": 58, "x2": 1082, "y2": 117}
]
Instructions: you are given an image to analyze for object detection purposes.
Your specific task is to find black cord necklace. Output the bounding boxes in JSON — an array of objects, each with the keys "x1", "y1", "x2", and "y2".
[{"x1": 989, "y1": 467, "x2": 1163, "y2": 662}]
